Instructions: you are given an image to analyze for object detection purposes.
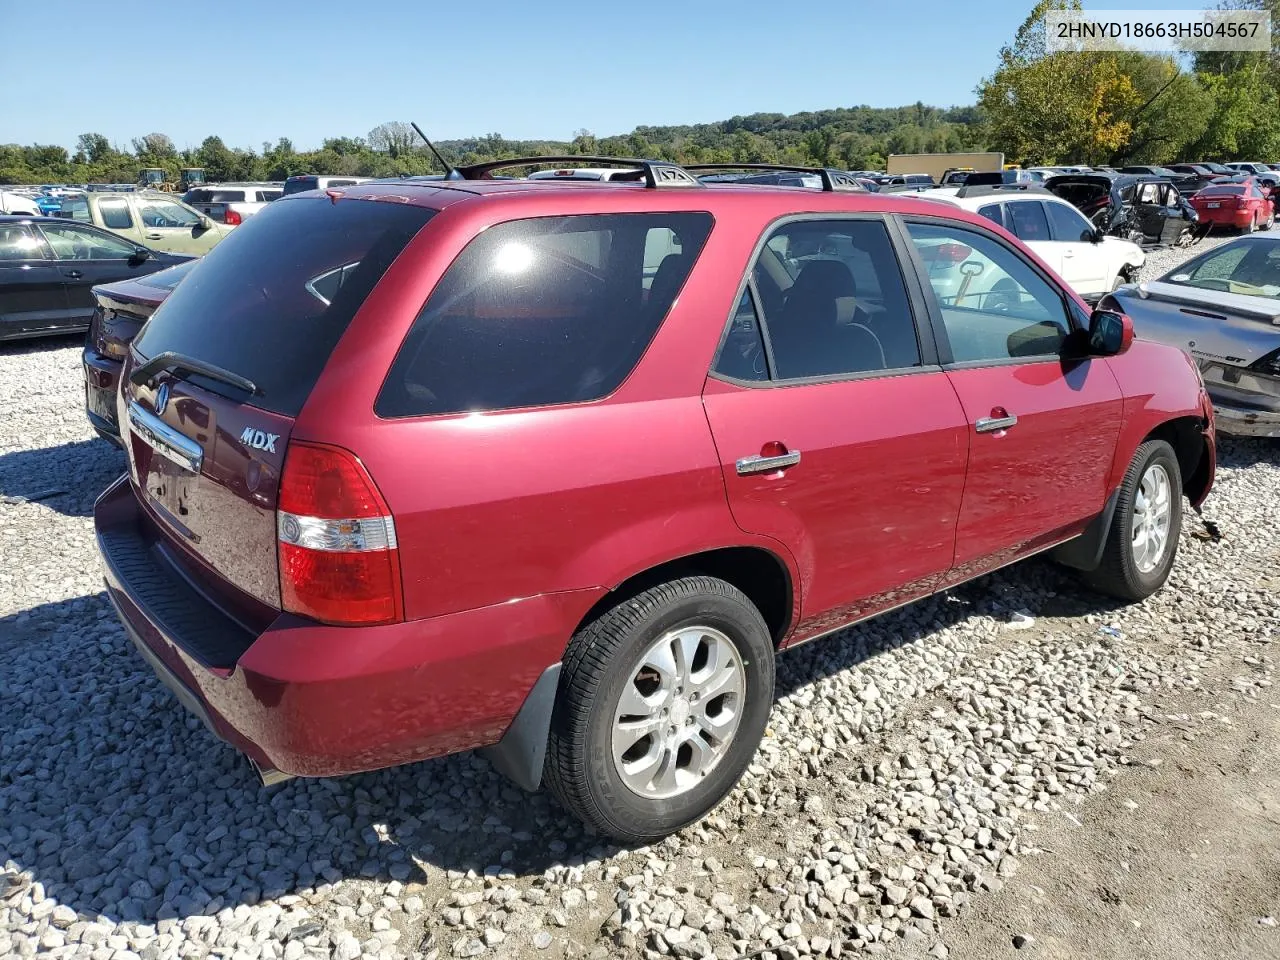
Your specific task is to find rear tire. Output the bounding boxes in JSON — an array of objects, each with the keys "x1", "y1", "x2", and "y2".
[
  {"x1": 1264, "y1": 210, "x2": 1275, "y2": 231},
  {"x1": 1082, "y1": 440, "x2": 1182, "y2": 602},
  {"x1": 544, "y1": 576, "x2": 774, "y2": 844},
  {"x1": 1246, "y1": 214, "x2": 1258, "y2": 234}
]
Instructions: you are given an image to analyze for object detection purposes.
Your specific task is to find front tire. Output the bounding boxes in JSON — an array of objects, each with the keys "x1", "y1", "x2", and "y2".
[
  {"x1": 544, "y1": 576, "x2": 774, "y2": 844},
  {"x1": 1083, "y1": 440, "x2": 1182, "y2": 602}
]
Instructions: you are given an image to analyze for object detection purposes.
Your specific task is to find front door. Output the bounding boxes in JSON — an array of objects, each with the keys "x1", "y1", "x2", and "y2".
[
  {"x1": 0, "y1": 223, "x2": 68, "y2": 336},
  {"x1": 702, "y1": 216, "x2": 969, "y2": 642},
  {"x1": 36, "y1": 221, "x2": 153, "y2": 324},
  {"x1": 901, "y1": 218, "x2": 1124, "y2": 582},
  {"x1": 133, "y1": 195, "x2": 222, "y2": 255},
  {"x1": 1043, "y1": 198, "x2": 1110, "y2": 295}
]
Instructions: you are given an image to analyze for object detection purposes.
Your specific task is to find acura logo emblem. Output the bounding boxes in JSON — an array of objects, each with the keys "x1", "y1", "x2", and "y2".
[{"x1": 154, "y1": 382, "x2": 170, "y2": 416}]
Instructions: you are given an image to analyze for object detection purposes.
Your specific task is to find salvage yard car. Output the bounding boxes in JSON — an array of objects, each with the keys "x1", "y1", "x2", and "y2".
[
  {"x1": 53, "y1": 190, "x2": 232, "y2": 255},
  {"x1": 922, "y1": 184, "x2": 1145, "y2": 301},
  {"x1": 96, "y1": 158, "x2": 1215, "y2": 843},
  {"x1": 1102, "y1": 234, "x2": 1280, "y2": 437},
  {"x1": 1045, "y1": 172, "x2": 1200, "y2": 247},
  {"x1": 0, "y1": 215, "x2": 190, "y2": 341},
  {"x1": 1187, "y1": 177, "x2": 1275, "y2": 233}
]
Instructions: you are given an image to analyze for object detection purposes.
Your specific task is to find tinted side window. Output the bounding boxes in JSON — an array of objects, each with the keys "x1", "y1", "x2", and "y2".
[
  {"x1": 1005, "y1": 201, "x2": 1051, "y2": 242},
  {"x1": 99, "y1": 198, "x2": 134, "y2": 230},
  {"x1": 138, "y1": 198, "x2": 200, "y2": 228},
  {"x1": 39, "y1": 223, "x2": 138, "y2": 260},
  {"x1": 1044, "y1": 201, "x2": 1093, "y2": 242},
  {"x1": 750, "y1": 219, "x2": 920, "y2": 379},
  {"x1": 907, "y1": 221, "x2": 1071, "y2": 363},
  {"x1": 0, "y1": 225, "x2": 42, "y2": 261},
  {"x1": 977, "y1": 204, "x2": 1005, "y2": 228},
  {"x1": 377, "y1": 212, "x2": 714, "y2": 417}
]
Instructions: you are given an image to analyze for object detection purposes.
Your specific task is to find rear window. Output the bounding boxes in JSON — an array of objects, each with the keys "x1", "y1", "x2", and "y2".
[
  {"x1": 1199, "y1": 185, "x2": 1246, "y2": 196},
  {"x1": 57, "y1": 196, "x2": 91, "y2": 221},
  {"x1": 137, "y1": 258, "x2": 198, "y2": 290},
  {"x1": 283, "y1": 176, "x2": 319, "y2": 195},
  {"x1": 131, "y1": 197, "x2": 435, "y2": 417},
  {"x1": 186, "y1": 189, "x2": 247, "y2": 203},
  {"x1": 377, "y1": 212, "x2": 714, "y2": 418}
]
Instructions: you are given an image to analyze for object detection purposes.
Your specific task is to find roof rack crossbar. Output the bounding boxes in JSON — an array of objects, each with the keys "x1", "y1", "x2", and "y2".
[
  {"x1": 683, "y1": 163, "x2": 866, "y2": 192},
  {"x1": 953, "y1": 183, "x2": 1053, "y2": 199},
  {"x1": 452, "y1": 155, "x2": 703, "y2": 189}
]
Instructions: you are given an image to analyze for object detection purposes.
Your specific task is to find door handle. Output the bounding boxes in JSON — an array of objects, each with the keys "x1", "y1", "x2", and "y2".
[
  {"x1": 975, "y1": 414, "x2": 1018, "y2": 433},
  {"x1": 145, "y1": 233, "x2": 163, "y2": 240},
  {"x1": 1062, "y1": 251, "x2": 1075, "y2": 258},
  {"x1": 736, "y1": 450, "x2": 801, "y2": 475},
  {"x1": 63, "y1": 270, "x2": 83, "y2": 279}
]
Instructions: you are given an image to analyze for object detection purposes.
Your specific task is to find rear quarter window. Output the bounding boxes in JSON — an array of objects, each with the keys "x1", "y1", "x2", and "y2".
[
  {"x1": 377, "y1": 212, "x2": 714, "y2": 417},
  {"x1": 130, "y1": 197, "x2": 436, "y2": 417}
]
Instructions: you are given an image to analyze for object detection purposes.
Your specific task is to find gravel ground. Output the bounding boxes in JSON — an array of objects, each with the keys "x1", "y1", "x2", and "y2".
[{"x1": 1, "y1": 248, "x2": 1277, "y2": 960}]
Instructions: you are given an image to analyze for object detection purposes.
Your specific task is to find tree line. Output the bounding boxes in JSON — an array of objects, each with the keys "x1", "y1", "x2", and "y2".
[{"x1": 3, "y1": 0, "x2": 1278, "y2": 186}]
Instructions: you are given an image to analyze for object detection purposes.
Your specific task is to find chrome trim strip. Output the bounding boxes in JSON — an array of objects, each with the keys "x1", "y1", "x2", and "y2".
[
  {"x1": 125, "y1": 400, "x2": 203, "y2": 473},
  {"x1": 736, "y1": 451, "x2": 802, "y2": 475},
  {"x1": 277, "y1": 511, "x2": 398, "y2": 552},
  {"x1": 975, "y1": 415, "x2": 1018, "y2": 433}
]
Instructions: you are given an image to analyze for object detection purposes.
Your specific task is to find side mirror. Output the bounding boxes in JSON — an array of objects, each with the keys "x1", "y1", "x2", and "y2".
[
  {"x1": 1085, "y1": 226, "x2": 1105, "y2": 243},
  {"x1": 128, "y1": 247, "x2": 151, "y2": 265},
  {"x1": 1088, "y1": 308, "x2": 1134, "y2": 356},
  {"x1": 197, "y1": 215, "x2": 213, "y2": 230}
]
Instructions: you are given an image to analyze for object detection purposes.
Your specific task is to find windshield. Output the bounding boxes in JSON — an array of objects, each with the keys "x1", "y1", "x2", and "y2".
[
  {"x1": 131, "y1": 197, "x2": 435, "y2": 416},
  {"x1": 1161, "y1": 239, "x2": 1280, "y2": 297},
  {"x1": 283, "y1": 176, "x2": 320, "y2": 195}
]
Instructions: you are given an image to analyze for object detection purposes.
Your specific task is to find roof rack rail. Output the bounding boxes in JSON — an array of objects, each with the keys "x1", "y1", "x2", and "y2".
[
  {"x1": 453, "y1": 155, "x2": 703, "y2": 189},
  {"x1": 683, "y1": 163, "x2": 867, "y2": 192},
  {"x1": 954, "y1": 183, "x2": 1052, "y2": 199}
]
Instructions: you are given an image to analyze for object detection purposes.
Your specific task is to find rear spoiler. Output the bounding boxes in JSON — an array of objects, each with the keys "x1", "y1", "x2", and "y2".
[{"x1": 1128, "y1": 281, "x2": 1280, "y2": 325}]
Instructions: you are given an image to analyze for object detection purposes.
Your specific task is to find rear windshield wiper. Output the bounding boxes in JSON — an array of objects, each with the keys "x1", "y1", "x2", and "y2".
[{"x1": 129, "y1": 350, "x2": 259, "y2": 396}]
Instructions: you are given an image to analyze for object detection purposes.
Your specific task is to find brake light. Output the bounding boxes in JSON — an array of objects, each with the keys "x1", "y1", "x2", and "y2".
[
  {"x1": 223, "y1": 208, "x2": 243, "y2": 225},
  {"x1": 277, "y1": 441, "x2": 402, "y2": 625}
]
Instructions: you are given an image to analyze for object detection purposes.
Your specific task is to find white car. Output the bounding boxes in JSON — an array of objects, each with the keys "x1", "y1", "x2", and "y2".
[
  {"x1": 0, "y1": 191, "x2": 41, "y2": 216},
  {"x1": 526, "y1": 167, "x2": 642, "y2": 182},
  {"x1": 919, "y1": 185, "x2": 1145, "y2": 301}
]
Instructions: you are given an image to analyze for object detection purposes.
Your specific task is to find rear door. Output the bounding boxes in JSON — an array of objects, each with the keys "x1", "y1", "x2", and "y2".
[
  {"x1": 1003, "y1": 200, "x2": 1064, "y2": 280},
  {"x1": 96, "y1": 196, "x2": 145, "y2": 245},
  {"x1": 901, "y1": 217, "x2": 1122, "y2": 579},
  {"x1": 0, "y1": 224, "x2": 68, "y2": 336},
  {"x1": 702, "y1": 216, "x2": 968, "y2": 641},
  {"x1": 118, "y1": 196, "x2": 436, "y2": 620}
]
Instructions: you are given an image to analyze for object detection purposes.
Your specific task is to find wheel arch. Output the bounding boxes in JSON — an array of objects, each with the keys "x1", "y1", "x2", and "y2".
[
  {"x1": 479, "y1": 545, "x2": 797, "y2": 793},
  {"x1": 1144, "y1": 415, "x2": 1212, "y2": 506},
  {"x1": 574, "y1": 545, "x2": 796, "y2": 648}
]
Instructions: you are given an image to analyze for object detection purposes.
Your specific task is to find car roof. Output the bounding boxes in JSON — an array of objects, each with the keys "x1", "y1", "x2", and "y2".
[{"x1": 282, "y1": 178, "x2": 1007, "y2": 230}]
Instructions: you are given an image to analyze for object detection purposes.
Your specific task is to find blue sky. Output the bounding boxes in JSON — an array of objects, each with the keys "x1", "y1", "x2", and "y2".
[{"x1": 2, "y1": 0, "x2": 1215, "y2": 152}]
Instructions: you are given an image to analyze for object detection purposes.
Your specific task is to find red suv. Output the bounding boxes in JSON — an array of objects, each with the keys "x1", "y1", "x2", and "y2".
[{"x1": 96, "y1": 159, "x2": 1215, "y2": 842}]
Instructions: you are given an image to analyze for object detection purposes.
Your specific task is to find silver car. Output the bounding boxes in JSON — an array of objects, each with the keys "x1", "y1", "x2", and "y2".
[{"x1": 1100, "y1": 235, "x2": 1280, "y2": 437}]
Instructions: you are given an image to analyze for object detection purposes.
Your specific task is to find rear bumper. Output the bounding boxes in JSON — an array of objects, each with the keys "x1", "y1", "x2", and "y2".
[
  {"x1": 1212, "y1": 402, "x2": 1280, "y2": 437},
  {"x1": 94, "y1": 475, "x2": 601, "y2": 779},
  {"x1": 83, "y1": 347, "x2": 123, "y2": 444}
]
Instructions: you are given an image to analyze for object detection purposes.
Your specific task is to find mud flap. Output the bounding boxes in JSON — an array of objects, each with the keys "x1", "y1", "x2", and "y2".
[
  {"x1": 478, "y1": 662, "x2": 561, "y2": 792},
  {"x1": 1051, "y1": 490, "x2": 1120, "y2": 572}
]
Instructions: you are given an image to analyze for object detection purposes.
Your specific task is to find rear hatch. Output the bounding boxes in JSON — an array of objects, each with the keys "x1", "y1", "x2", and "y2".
[{"x1": 118, "y1": 195, "x2": 435, "y2": 632}]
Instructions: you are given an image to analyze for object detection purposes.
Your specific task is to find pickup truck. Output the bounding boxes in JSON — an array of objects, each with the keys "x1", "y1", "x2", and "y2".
[{"x1": 54, "y1": 190, "x2": 232, "y2": 256}]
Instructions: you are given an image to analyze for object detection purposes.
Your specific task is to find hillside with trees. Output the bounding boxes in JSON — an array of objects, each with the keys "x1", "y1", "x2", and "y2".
[{"x1": 3, "y1": 0, "x2": 1278, "y2": 185}]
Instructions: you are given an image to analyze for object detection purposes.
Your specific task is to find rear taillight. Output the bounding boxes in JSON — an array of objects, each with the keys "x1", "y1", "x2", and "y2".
[
  {"x1": 277, "y1": 441, "x2": 402, "y2": 626},
  {"x1": 223, "y1": 209, "x2": 243, "y2": 225},
  {"x1": 1250, "y1": 348, "x2": 1280, "y2": 376}
]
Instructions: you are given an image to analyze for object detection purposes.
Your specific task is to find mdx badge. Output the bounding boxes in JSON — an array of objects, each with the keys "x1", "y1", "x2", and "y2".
[{"x1": 240, "y1": 427, "x2": 279, "y2": 453}]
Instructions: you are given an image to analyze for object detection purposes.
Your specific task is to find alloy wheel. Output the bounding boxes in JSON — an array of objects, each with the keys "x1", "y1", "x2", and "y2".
[
  {"x1": 611, "y1": 626, "x2": 746, "y2": 799},
  {"x1": 1131, "y1": 463, "x2": 1173, "y2": 574}
]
